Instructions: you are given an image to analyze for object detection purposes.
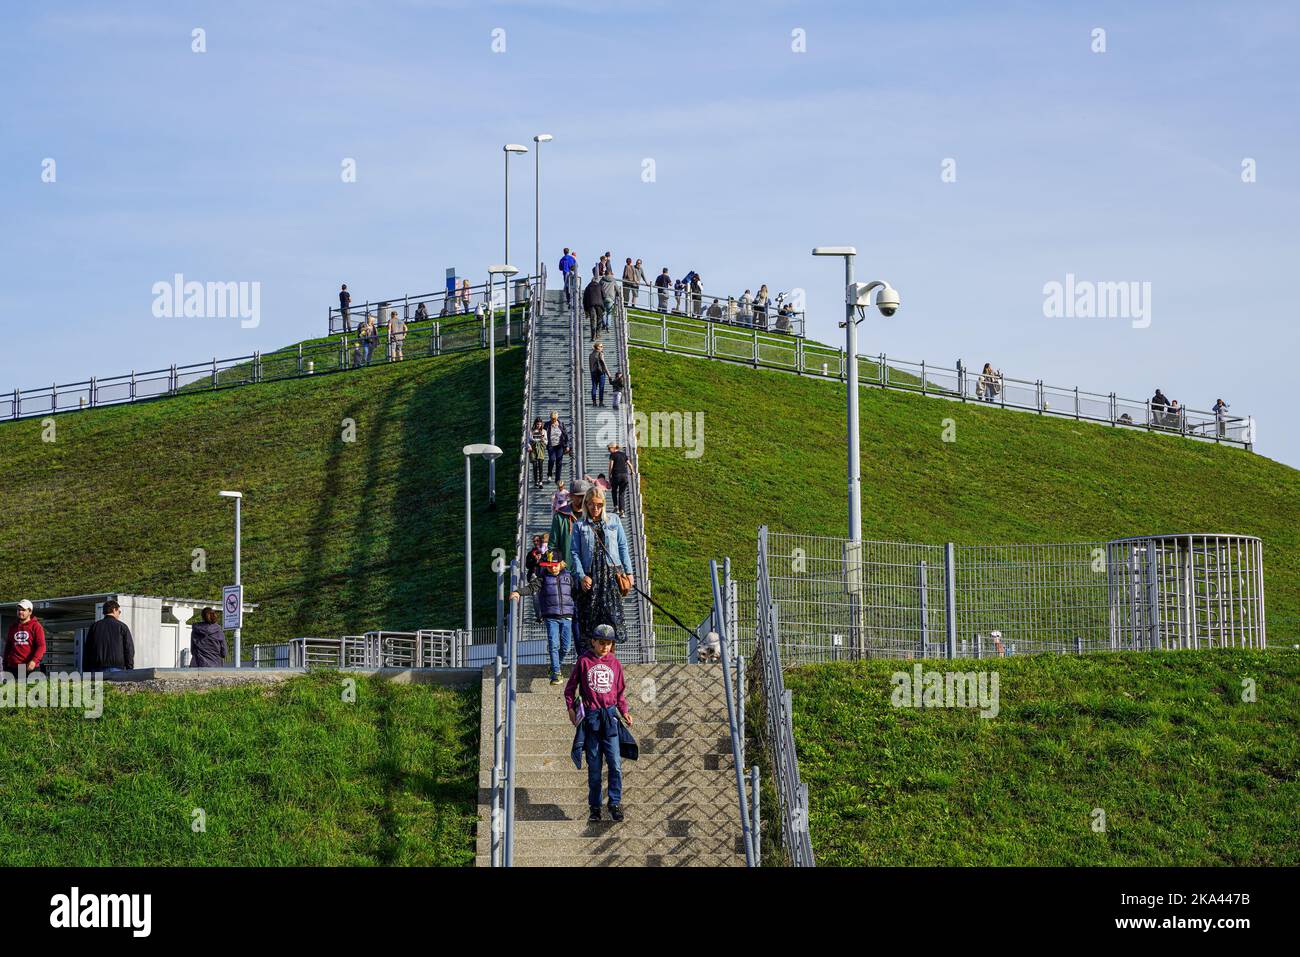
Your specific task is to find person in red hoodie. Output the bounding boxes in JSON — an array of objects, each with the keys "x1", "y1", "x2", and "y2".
[
  {"x1": 564, "y1": 625, "x2": 633, "y2": 822},
  {"x1": 4, "y1": 599, "x2": 46, "y2": 676}
]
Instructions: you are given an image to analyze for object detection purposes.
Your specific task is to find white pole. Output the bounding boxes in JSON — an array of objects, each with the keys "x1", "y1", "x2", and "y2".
[
  {"x1": 844, "y1": 253, "x2": 861, "y2": 545},
  {"x1": 233, "y1": 496, "x2": 242, "y2": 668},
  {"x1": 488, "y1": 274, "x2": 497, "y2": 507},
  {"x1": 465, "y1": 455, "x2": 473, "y2": 632}
]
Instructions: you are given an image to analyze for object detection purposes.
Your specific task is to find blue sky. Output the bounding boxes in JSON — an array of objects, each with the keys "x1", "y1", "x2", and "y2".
[{"x1": 3, "y1": 0, "x2": 1297, "y2": 466}]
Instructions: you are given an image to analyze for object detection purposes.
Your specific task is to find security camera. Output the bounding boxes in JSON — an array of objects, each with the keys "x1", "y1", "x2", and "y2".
[
  {"x1": 875, "y1": 285, "x2": 900, "y2": 317},
  {"x1": 849, "y1": 281, "x2": 900, "y2": 317}
]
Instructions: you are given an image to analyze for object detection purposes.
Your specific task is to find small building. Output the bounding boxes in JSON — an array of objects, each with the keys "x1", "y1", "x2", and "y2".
[{"x1": 0, "y1": 593, "x2": 255, "y2": 670}]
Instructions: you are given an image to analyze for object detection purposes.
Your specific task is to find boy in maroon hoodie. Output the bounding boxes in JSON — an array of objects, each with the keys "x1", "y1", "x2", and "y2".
[
  {"x1": 4, "y1": 599, "x2": 46, "y2": 675},
  {"x1": 564, "y1": 625, "x2": 633, "y2": 821}
]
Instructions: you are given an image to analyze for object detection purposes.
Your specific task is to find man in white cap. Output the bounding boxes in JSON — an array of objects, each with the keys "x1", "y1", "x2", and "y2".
[{"x1": 4, "y1": 599, "x2": 46, "y2": 676}]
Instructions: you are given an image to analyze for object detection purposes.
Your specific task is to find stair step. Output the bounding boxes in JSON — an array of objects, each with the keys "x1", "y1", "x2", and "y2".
[
  {"x1": 480, "y1": 784, "x2": 740, "y2": 805},
  {"x1": 482, "y1": 835, "x2": 744, "y2": 856},
  {"x1": 480, "y1": 769, "x2": 734, "y2": 789},
  {"x1": 484, "y1": 803, "x2": 745, "y2": 825}
]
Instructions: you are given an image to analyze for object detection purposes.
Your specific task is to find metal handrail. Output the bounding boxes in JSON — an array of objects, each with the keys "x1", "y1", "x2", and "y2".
[
  {"x1": 625, "y1": 312, "x2": 1256, "y2": 450},
  {"x1": 755, "y1": 525, "x2": 816, "y2": 866},
  {"x1": 513, "y1": 270, "x2": 542, "y2": 573},
  {"x1": 491, "y1": 559, "x2": 522, "y2": 866},
  {"x1": 328, "y1": 273, "x2": 539, "y2": 334},
  {"x1": 613, "y1": 296, "x2": 654, "y2": 656},
  {"x1": 2, "y1": 312, "x2": 520, "y2": 422},
  {"x1": 711, "y1": 557, "x2": 757, "y2": 866},
  {"x1": 570, "y1": 275, "x2": 585, "y2": 480},
  {"x1": 621, "y1": 279, "x2": 806, "y2": 337}
]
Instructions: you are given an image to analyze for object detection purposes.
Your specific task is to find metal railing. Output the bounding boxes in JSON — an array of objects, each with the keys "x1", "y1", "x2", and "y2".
[
  {"x1": 571, "y1": 278, "x2": 586, "y2": 480},
  {"x1": 753, "y1": 525, "x2": 816, "y2": 866},
  {"x1": 489, "y1": 559, "x2": 522, "y2": 866},
  {"x1": 620, "y1": 280, "x2": 806, "y2": 337},
  {"x1": 252, "y1": 631, "x2": 470, "y2": 669},
  {"x1": 514, "y1": 268, "x2": 545, "y2": 573},
  {"x1": 740, "y1": 529, "x2": 1268, "y2": 663},
  {"x1": 2, "y1": 311, "x2": 523, "y2": 423},
  {"x1": 626, "y1": 311, "x2": 1256, "y2": 450},
  {"x1": 613, "y1": 296, "x2": 655, "y2": 659},
  {"x1": 328, "y1": 274, "x2": 539, "y2": 334},
  {"x1": 710, "y1": 557, "x2": 759, "y2": 866}
]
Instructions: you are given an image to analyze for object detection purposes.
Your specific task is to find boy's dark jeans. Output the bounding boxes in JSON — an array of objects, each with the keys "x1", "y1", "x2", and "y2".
[{"x1": 584, "y1": 706, "x2": 623, "y2": 809}]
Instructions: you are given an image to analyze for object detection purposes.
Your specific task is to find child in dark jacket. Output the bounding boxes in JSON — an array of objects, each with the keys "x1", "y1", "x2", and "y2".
[
  {"x1": 513, "y1": 550, "x2": 575, "y2": 685},
  {"x1": 564, "y1": 625, "x2": 633, "y2": 821}
]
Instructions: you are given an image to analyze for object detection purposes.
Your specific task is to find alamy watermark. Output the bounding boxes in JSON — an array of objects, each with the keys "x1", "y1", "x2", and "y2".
[
  {"x1": 1, "y1": 667, "x2": 104, "y2": 718},
  {"x1": 1042, "y1": 273, "x2": 1151, "y2": 329},
  {"x1": 891, "y1": 664, "x2": 1000, "y2": 719},
  {"x1": 629, "y1": 411, "x2": 704, "y2": 458},
  {"x1": 151, "y1": 273, "x2": 261, "y2": 329}
]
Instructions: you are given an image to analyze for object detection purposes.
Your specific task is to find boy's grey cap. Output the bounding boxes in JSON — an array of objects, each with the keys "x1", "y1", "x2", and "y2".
[
  {"x1": 594, "y1": 624, "x2": 616, "y2": 640},
  {"x1": 569, "y1": 479, "x2": 591, "y2": 495}
]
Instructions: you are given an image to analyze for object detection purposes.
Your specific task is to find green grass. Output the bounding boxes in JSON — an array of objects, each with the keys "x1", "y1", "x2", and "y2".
[
  {"x1": 762, "y1": 649, "x2": 1299, "y2": 865},
  {"x1": 0, "y1": 673, "x2": 478, "y2": 865},
  {"x1": 0, "y1": 345, "x2": 524, "y2": 649},
  {"x1": 630, "y1": 348, "x2": 1300, "y2": 633}
]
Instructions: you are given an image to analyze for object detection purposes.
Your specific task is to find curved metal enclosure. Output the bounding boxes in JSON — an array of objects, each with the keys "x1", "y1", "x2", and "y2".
[{"x1": 1106, "y1": 534, "x2": 1266, "y2": 650}]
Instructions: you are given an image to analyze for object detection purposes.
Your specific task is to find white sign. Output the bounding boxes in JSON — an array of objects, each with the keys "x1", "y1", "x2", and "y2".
[{"x1": 222, "y1": 585, "x2": 243, "y2": 630}]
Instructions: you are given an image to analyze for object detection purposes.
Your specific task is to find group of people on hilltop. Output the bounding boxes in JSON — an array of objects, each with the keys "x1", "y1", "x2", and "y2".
[{"x1": 2, "y1": 598, "x2": 229, "y2": 674}]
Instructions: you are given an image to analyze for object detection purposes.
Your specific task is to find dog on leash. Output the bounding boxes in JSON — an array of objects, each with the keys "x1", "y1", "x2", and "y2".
[{"x1": 698, "y1": 630, "x2": 722, "y2": 664}]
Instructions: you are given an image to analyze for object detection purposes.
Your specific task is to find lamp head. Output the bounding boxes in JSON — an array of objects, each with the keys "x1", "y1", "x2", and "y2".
[
  {"x1": 534, "y1": 134, "x2": 553, "y2": 143},
  {"x1": 488, "y1": 264, "x2": 520, "y2": 277},
  {"x1": 504, "y1": 144, "x2": 529, "y2": 154},
  {"x1": 812, "y1": 246, "x2": 857, "y2": 257}
]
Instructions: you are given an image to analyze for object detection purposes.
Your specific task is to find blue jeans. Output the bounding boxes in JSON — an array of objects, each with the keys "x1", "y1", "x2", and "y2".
[
  {"x1": 591, "y1": 370, "x2": 605, "y2": 404},
  {"x1": 584, "y1": 708, "x2": 622, "y2": 809},
  {"x1": 545, "y1": 617, "x2": 573, "y2": 677},
  {"x1": 602, "y1": 301, "x2": 613, "y2": 329}
]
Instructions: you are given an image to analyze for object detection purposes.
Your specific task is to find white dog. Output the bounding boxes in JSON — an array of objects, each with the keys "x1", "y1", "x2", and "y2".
[{"x1": 698, "y1": 630, "x2": 722, "y2": 664}]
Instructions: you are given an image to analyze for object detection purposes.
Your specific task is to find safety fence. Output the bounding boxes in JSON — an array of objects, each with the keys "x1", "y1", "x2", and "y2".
[
  {"x1": 626, "y1": 309, "x2": 1255, "y2": 449},
  {"x1": 3, "y1": 308, "x2": 527, "y2": 423},
  {"x1": 251, "y1": 630, "x2": 470, "y2": 669},
  {"x1": 328, "y1": 274, "x2": 539, "y2": 334},
  {"x1": 735, "y1": 528, "x2": 1267, "y2": 664},
  {"x1": 752, "y1": 525, "x2": 816, "y2": 866},
  {"x1": 617, "y1": 280, "x2": 805, "y2": 337}
]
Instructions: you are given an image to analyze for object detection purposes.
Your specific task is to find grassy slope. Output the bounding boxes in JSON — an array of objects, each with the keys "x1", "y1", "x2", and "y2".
[
  {"x1": 0, "y1": 347, "x2": 524, "y2": 647},
  {"x1": 0, "y1": 674, "x2": 478, "y2": 865},
  {"x1": 631, "y1": 348, "x2": 1300, "y2": 630},
  {"x1": 768, "y1": 650, "x2": 1299, "y2": 865}
]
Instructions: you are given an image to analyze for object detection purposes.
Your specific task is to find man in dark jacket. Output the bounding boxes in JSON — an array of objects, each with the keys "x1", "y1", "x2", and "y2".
[
  {"x1": 583, "y1": 269, "x2": 604, "y2": 339},
  {"x1": 189, "y1": 607, "x2": 228, "y2": 667},
  {"x1": 589, "y1": 343, "x2": 611, "y2": 407},
  {"x1": 82, "y1": 599, "x2": 135, "y2": 672},
  {"x1": 544, "y1": 410, "x2": 569, "y2": 483}
]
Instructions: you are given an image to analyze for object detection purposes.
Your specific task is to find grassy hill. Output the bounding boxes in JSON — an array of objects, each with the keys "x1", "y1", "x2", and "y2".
[
  {"x1": 0, "y1": 674, "x2": 478, "y2": 865},
  {"x1": 0, "y1": 345, "x2": 524, "y2": 649},
  {"x1": 629, "y1": 348, "x2": 1300, "y2": 632},
  {"x1": 765, "y1": 650, "x2": 1299, "y2": 865}
]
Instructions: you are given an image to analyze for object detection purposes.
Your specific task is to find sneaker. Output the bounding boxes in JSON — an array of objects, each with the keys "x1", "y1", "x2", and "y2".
[
  {"x1": 588, "y1": 807, "x2": 601, "y2": 822},
  {"x1": 549, "y1": 674, "x2": 562, "y2": 685},
  {"x1": 608, "y1": 805, "x2": 624, "y2": 822}
]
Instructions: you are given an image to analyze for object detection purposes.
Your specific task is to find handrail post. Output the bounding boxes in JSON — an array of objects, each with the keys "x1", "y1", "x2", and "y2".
[
  {"x1": 211, "y1": 358, "x2": 217, "y2": 388},
  {"x1": 944, "y1": 543, "x2": 958, "y2": 659},
  {"x1": 711, "y1": 558, "x2": 755, "y2": 867},
  {"x1": 750, "y1": 765, "x2": 761, "y2": 865}
]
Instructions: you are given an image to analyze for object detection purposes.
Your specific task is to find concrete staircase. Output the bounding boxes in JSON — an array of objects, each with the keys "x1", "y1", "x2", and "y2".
[
  {"x1": 520, "y1": 288, "x2": 577, "y2": 651},
  {"x1": 475, "y1": 663, "x2": 746, "y2": 866}
]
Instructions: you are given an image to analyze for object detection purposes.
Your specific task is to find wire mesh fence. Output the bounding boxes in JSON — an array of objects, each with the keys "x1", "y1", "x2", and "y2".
[{"x1": 739, "y1": 528, "x2": 1267, "y2": 664}]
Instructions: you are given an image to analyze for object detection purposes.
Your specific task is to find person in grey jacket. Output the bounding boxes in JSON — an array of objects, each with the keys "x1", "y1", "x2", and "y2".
[
  {"x1": 189, "y1": 607, "x2": 228, "y2": 667},
  {"x1": 590, "y1": 343, "x2": 612, "y2": 406},
  {"x1": 599, "y1": 270, "x2": 621, "y2": 332}
]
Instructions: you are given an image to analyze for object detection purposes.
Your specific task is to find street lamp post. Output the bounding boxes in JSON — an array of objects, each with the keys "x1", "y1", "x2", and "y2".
[
  {"x1": 533, "y1": 134, "x2": 552, "y2": 295},
  {"x1": 218, "y1": 490, "x2": 242, "y2": 667},
  {"x1": 485, "y1": 265, "x2": 519, "y2": 508},
  {"x1": 503, "y1": 144, "x2": 528, "y2": 274},
  {"x1": 463, "y1": 444, "x2": 504, "y2": 633}
]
